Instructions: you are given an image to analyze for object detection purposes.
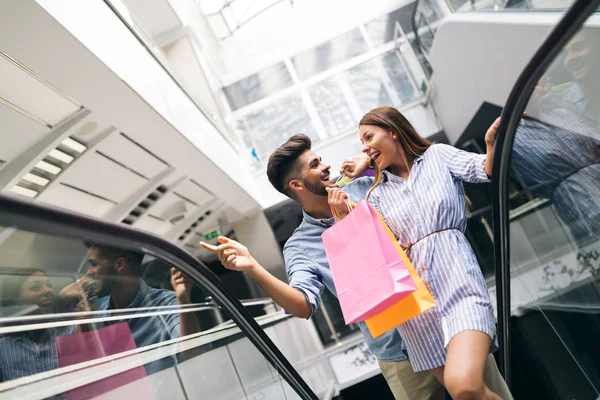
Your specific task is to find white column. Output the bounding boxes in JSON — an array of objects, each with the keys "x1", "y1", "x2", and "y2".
[{"x1": 231, "y1": 209, "x2": 287, "y2": 297}]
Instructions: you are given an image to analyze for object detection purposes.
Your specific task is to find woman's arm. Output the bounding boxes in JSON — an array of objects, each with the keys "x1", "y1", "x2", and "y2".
[{"x1": 484, "y1": 118, "x2": 501, "y2": 177}]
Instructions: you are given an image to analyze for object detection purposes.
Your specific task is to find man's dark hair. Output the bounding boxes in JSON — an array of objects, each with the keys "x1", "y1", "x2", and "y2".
[
  {"x1": 266, "y1": 134, "x2": 312, "y2": 198},
  {"x1": 86, "y1": 243, "x2": 145, "y2": 276}
]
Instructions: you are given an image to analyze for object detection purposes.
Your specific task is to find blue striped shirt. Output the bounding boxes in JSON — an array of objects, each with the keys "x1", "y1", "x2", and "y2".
[
  {"x1": 368, "y1": 143, "x2": 497, "y2": 371},
  {"x1": 0, "y1": 326, "x2": 73, "y2": 387},
  {"x1": 284, "y1": 177, "x2": 407, "y2": 362}
]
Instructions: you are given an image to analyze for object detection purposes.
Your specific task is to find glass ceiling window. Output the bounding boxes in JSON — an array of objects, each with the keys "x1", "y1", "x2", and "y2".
[
  {"x1": 223, "y1": 62, "x2": 294, "y2": 111},
  {"x1": 202, "y1": 0, "x2": 296, "y2": 39},
  {"x1": 291, "y1": 29, "x2": 370, "y2": 80}
]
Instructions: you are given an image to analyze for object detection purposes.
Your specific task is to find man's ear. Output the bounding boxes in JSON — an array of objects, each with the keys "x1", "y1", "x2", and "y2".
[
  {"x1": 115, "y1": 257, "x2": 126, "y2": 273},
  {"x1": 288, "y1": 179, "x2": 303, "y2": 194}
]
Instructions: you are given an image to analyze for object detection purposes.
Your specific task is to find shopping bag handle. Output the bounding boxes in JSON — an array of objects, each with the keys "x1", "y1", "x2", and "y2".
[{"x1": 330, "y1": 199, "x2": 355, "y2": 222}]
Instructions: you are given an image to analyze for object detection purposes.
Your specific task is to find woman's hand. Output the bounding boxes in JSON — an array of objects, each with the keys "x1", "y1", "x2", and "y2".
[
  {"x1": 484, "y1": 117, "x2": 502, "y2": 148},
  {"x1": 340, "y1": 154, "x2": 371, "y2": 178},
  {"x1": 326, "y1": 187, "x2": 351, "y2": 220}
]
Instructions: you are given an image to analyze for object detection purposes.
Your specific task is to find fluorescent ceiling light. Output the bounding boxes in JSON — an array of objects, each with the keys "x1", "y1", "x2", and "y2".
[
  {"x1": 23, "y1": 173, "x2": 50, "y2": 187},
  {"x1": 49, "y1": 149, "x2": 74, "y2": 164},
  {"x1": 36, "y1": 160, "x2": 61, "y2": 175},
  {"x1": 11, "y1": 185, "x2": 38, "y2": 198},
  {"x1": 61, "y1": 137, "x2": 87, "y2": 153}
]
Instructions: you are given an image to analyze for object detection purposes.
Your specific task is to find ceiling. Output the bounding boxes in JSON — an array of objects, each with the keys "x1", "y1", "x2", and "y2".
[{"x1": 0, "y1": 0, "x2": 262, "y2": 260}]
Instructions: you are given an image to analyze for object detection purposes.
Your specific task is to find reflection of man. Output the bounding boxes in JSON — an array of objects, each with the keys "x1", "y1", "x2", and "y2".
[
  {"x1": 60, "y1": 245, "x2": 201, "y2": 373},
  {"x1": 203, "y1": 134, "x2": 445, "y2": 400}
]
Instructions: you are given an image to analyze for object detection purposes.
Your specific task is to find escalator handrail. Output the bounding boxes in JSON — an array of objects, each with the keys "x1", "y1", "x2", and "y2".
[
  {"x1": 0, "y1": 193, "x2": 318, "y2": 400},
  {"x1": 490, "y1": 0, "x2": 600, "y2": 387},
  {"x1": 411, "y1": 0, "x2": 431, "y2": 66}
]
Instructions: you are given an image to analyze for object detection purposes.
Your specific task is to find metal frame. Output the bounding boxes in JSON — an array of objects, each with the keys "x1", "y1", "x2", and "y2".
[
  {"x1": 0, "y1": 192, "x2": 318, "y2": 400},
  {"x1": 490, "y1": 0, "x2": 600, "y2": 386}
]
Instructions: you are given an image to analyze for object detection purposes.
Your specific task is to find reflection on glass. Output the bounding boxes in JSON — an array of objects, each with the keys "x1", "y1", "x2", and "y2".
[
  {"x1": 243, "y1": 93, "x2": 318, "y2": 161},
  {"x1": 223, "y1": 62, "x2": 294, "y2": 111},
  {"x1": 292, "y1": 29, "x2": 369, "y2": 80},
  {"x1": 505, "y1": 26, "x2": 600, "y2": 398},
  {"x1": 342, "y1": 58, "x2": 392, "y2": 115},
  {"x1": 307, "y1": 77, "x2": 355, "y2": 137},
  {"x1": 381, "y1": 52, "x2": 418, "y2": 104},
  {"x1": 364, "y1": 3, "x2": 415, "y2": 47},
  {"x1": 0, "y1": 227, "x2": 329, "y2": 399}
]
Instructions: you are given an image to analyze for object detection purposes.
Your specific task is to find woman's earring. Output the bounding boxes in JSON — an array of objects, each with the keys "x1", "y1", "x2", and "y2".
[{"x1": 393, "y1": 135, "x2": 397, "y2": 139}]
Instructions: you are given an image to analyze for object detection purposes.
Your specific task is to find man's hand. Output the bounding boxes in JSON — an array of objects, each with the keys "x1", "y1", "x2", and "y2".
[
  {"x1": 200, "y1": 237, "x2": 258, "y2": 272},
  {"x1": 339, "y1": 154, "x2": 371, "y2": 178},
  {"x1": 326, "y1": 187, "x2": 351, "y2": 220},
  {"x1": 171, "y1": 268, "x2": 193, "y2": 303}
]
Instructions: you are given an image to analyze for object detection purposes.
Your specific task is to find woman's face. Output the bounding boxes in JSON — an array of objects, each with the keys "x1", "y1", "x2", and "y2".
[
  {"x1": 360, "y1": 124, "x2": 398, "y2": 170},
  {"x1": 20, "y1": 272, "x2": 56, "y2": 314}
]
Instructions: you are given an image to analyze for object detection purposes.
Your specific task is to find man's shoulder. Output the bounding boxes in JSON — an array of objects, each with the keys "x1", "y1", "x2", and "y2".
[
  {"x1": 144, "y1": 286, "x2": 177, "y2": 306},
  {"x1": 342, "y1": 176, "x2": 373, "y2": 202},
  {"x1": 283, "y1": 221, "x2": 312, "y2": 253}
]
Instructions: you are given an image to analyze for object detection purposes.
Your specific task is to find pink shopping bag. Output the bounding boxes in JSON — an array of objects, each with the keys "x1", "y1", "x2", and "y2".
[
  {"x1": 322, "y1": 200, "x2": 417, "y2": 324},
  {"x1": 56, "y1": 322, "x2": 154, "y2": 400}
]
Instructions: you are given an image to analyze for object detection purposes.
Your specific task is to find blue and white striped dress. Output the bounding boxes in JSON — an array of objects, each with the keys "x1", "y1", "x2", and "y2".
[{"x1": 367, "y1": 143, "x2": 498, "y2": 372}]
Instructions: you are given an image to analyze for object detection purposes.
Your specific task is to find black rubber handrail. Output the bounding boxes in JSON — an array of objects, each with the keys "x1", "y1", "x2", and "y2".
[
  {"x1": 411, "y1": 0, "x2": 431, "y2": 69},
  {"x1": 491, "y1": 0, "x2": 600, "y2": 387},
  {"x1": 0, "y1": 193, "x2": 318, "y2": 400}
]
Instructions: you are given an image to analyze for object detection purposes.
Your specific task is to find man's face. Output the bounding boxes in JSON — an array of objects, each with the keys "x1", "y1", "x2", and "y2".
[
  {"x1": 294, "y1": 150, "x2": 335, "y2": 197},
  {"x1": 86, "y1": 247, "x2": 119, "y2": 297},
  {"x1": 564, "y1": 33, "x2": 591, "y2": 82}
]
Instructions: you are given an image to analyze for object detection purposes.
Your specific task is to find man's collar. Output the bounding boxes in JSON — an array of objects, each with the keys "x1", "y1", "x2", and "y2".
[{"x1": 302, "y1": 208, "x2": 334, "y2": 227}]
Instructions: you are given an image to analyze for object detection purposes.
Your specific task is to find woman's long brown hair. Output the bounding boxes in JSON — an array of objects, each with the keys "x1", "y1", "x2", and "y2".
[
  {"x1": 360, "y1": 106, "x2": 431, "y2": 198},
  {"x1": 360, "y1": 106, "x2": 472, "y2": 213}
]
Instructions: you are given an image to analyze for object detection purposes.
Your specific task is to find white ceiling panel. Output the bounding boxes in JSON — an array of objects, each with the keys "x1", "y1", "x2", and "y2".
[
  {"x1": 39, "y1": 184, "x2": 115, "y2": 217},
  {"x1": 95, "y1": 133, "x2": 168, "y2": 179},
  {"x1": 148, "y1": 191, "x2": 198, "y2": 219},
  {"x1": 0, "y1": 102, "x2": 51, "y2": 162},
  {"x1": 59, "y1": 152, "x2": 147, "y2": 203},
  {"x1": 0, "y1": 53, "x2": 80, "y2": 127},
  {"x1": 175, "y1": 179, "x2": 213, "y2": 205},
  {"x1": 133, "y1": 215, "x2": 172, "y2": 236},
  {"x1": 122, "y1": 0, "x2": 182, "y2": 38}
]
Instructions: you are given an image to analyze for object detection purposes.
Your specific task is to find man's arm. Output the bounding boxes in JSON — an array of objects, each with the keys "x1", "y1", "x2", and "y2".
[{"x1": 201, "y1": 237, "x2": 311, "y2": 319}]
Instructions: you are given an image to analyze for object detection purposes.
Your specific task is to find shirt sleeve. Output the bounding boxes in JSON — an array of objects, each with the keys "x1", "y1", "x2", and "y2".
[
  {"x1": 283, "y1": 244, "x2": 324, "y2": 318},
  {"x1": 160, "y1": 292, "x2": 181, "y2": 339},
  {"x1": 342, "y1": 176, "x2": 374, "y2": 203},
  {"x1": 433, "y1": 143, "x2": 490, "y2": 183}
]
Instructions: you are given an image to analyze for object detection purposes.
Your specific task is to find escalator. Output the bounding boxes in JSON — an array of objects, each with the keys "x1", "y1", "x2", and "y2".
[
  {"x1": 0, "y1": 193, "x2": 324, "y2": 399},
  {"x1": 490, "y1": 0, "x2": 600, "y2": 398},
  {"x1": 412, "y1": 0, "x2": 600, "y2": 398}
]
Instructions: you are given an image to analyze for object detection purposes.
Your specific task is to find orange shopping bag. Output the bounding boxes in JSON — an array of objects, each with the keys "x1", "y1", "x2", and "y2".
[{"x1": 365, "y1": 209, "x2": 436, "y2": 338}]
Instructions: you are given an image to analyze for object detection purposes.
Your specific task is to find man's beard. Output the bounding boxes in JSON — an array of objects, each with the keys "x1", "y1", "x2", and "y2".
[
  {"x1": 302, "y1": 178, "x2": 329, "y2": 196},
  {"x1": 95, "y1": 276, "x2": 116, "y2": 297}
]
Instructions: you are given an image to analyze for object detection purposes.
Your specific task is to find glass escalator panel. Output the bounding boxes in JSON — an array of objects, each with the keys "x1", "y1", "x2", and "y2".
[
  {"x1": 0, "y1": 215, "x2": 318, "y2": 399},
  {"x1": 505, "y1": 22, "x2": 600, "y2": 399}
]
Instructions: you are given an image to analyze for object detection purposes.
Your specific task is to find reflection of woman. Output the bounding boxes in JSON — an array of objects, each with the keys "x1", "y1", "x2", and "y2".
[
  {"x1": 344, "y1": 106, "x2": 503, "y2": 399},
  {"x1": 0, "y1": 269, "x2": 72, "y2": 384},
  {"x1": 511, "y1": 116, "x2": 600, "y2": 247}
]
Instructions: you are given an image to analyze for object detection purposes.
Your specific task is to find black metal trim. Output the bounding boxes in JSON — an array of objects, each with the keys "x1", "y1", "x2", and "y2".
[
  {"x1": 491, "y1": 0, "x2": 600, "y2": 388},
  {"x1": 0, "y1": 193, "x2": 318, "y2": 399},
  {"x1": 411, "y1": 0, "x2": 429, "y2": 66}
]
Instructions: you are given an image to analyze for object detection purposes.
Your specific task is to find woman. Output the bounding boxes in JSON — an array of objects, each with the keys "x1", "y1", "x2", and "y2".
[
  {"x1": 0, "y1": 269, "x2": 72, "y2": 385},
  {"x1": 349, "y1": 106, "x2": 501, "y2": 399}
]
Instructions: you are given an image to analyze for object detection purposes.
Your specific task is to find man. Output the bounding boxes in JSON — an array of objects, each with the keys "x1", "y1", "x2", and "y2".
[
  {"x1": 202, "y1": 134, "x2": 444, "y2": 399},
  {"x1": 60, "y1": 244, "x2": 201, "y2": 374}
]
